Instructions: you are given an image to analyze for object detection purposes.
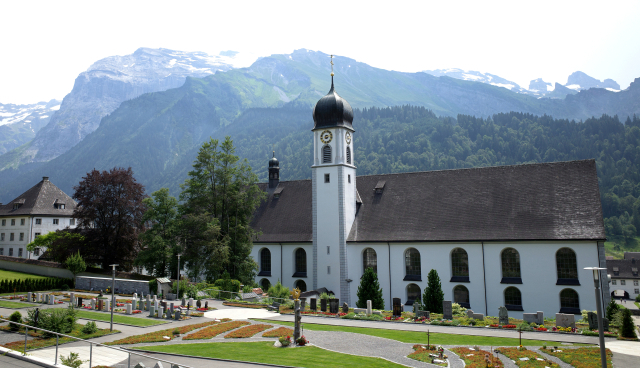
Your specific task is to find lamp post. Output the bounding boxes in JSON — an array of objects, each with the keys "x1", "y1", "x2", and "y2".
[
  {"x1": 109, "y1": 264, "x2": 118, "y2": 332},
  {"x1": 584, "y1": 266, "x2": 607, "y2": 368},
  {"x1": 177, "y1": 254, "x2": 181, "y2": 300}
]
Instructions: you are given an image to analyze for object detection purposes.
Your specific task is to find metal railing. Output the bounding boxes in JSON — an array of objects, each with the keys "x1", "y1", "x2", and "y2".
[
  {"x1": 0, "y1": 317, "x2": 193, "y2": 368},
  {"x1": 200, "y1": 288, "x2": 291, "y2": 305}
]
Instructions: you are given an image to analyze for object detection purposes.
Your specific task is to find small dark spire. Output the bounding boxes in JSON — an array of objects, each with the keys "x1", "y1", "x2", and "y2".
[{"x1": 269, "y1": 150, "x2": 280, "y2": 188}]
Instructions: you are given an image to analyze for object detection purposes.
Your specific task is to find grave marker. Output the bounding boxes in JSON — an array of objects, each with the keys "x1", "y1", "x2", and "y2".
[{"x1": 443, "y1": 301, "x2": 452, "y2": 320}]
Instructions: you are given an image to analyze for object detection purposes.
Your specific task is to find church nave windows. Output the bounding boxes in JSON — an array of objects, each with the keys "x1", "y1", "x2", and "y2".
[
  {"x1": 450, "y1": 248, "x2": 469, "y2": 282},
  {"x1": 404, "y1": 248, "x2": 421, "y2": 281},
  {"x1": 500, "y1": 248, "x2": 522, "y2": 284},
  {"x1": 453, "y1": 285, "x2": 470, "y2": 309},
  {"x1": 258, "y1": 248, "x2": 271, "y2": 276},
  {"x1": 363, "y1": 248, "x2": 377, "y2": 274},
  {"x1": 406, "y1": 284, "x2": 421, "y2": 306},
  {"x1": 556, "y1": 248, "x2": 579, "y2": 285},
  {"x1": 504, "y1": 286, "x2": 523, "y2": 311},
  {"x1": 293, "y1": 248, "x2": 307, "y2": 277},
  {"x1": 559, "y1": 288, "x2": 580, "y2": 314}
]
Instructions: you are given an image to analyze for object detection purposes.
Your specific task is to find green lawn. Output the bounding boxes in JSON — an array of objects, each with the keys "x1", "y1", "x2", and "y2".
[
  {"x1": 0, "y1": 269, "x2": 49, "y2": 280},
  {"x1": 76, "y1": 310, "x2": 167, "y2": 327},
  {"x1": 252, "y1": 319, "x2": 585, "y2": 346},
  {"x1": 137, "y1": 341, "x2": 404, "y2": 367},
  {"x1": 0, "y1": 300, "x2": 37, "y2": 308},
  {"x1": 635, "y1": 302, "x2": 640, "y2": 309}
]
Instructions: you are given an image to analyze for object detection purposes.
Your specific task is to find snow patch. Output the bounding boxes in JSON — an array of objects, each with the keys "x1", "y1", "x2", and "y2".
[
  {"x1": 462, "y1": 73, "x2": 483, "y2": 81},
  {"x1": 605, "y1": 88, "x2": 620, "y2": 92},
  {"x1": 547, "y1": 84, "x2": 555, "y2": 92},
  {"x1": 49, "y1": 105, "x2": 60, "y2": 111},
  {"x1": 169, "y1": 59, "x2": 177, "y2": 67},
  {"x1": 566, "y1": 84, "x2": 581, "y2": 90},
  {"x1": 490, "y1": 83, "x2": 515, "y2": 90},
  {"x1": 39, "y1": 115, "x2": 48, "y2": 119}
]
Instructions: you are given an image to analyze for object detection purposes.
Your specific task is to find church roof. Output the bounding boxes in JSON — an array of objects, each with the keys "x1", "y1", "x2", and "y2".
[
  {"x1": 0, "y1": 177, "x2": 77, "y2": 217},
  {"x1": 607, "y1": 259, "x2": 640, "y2": 279},
  {"x1": 250, "y1": 160, "x2": 606, "y2": 243},
  {"x1": 312, "y1": 77, "x2": 354, "y2": 131}
]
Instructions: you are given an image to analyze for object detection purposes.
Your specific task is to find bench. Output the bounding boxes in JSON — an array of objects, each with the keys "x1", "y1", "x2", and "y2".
[{"x1": 267, "y1": 302, "x2": 280, "y2": 312}]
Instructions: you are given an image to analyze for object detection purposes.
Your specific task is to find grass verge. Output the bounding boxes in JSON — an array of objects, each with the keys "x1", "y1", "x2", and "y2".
[
  {"x1": 251, "y1": 319, "x2": 576, "y2": 346},
  {"x1": 76, "y1": 310, "x2": 167, "y2": 327},
  {"x1": 0, "y1": 270, "x2": 49, "y2": 280},
  {"x1": 545, "y1": 347, "x2": 612, "y2": 368},
  {"x1": 0, "y1": 300, "x2": 37, "y2": 308},
  {"x1": 0, "y1": 323, "x2": 118, "y2": 353},
  {"x1": 106, "y1": 320, "x2": 220, "y2": 345},
  {"x1": 136, "y1": 341, "x2": 405, "y2": 367}
]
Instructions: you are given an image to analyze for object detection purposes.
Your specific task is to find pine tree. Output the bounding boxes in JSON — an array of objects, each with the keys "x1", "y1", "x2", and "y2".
[
  {"x1": 606, "y1": 298, "x2": 619, "y2": 320},
  {"x1": 422, "y1": 269, "x2": 444, "y2": 314},
  {"x1": 356, "y1": 267, "x2": 384, "y2": 309},
  {"x1": 620, "y1": 309, "x2": 637, "y2": 338}
]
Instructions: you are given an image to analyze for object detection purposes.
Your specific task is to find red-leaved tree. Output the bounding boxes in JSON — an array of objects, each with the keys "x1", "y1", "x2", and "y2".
[{"x1": 73, "y1": 167, "x2": 147, "y2": 270}]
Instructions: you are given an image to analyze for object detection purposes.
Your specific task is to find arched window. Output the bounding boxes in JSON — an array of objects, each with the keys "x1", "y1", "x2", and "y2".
[
  {"x1": 504, "y1": 286, "x2": 522, "y2": 311},
  {"x1": 260, "y1": 278, "x2": 271, "y2": 291},
  {"x1": 404, "y1": 248, "x2": 421, "y2": 281},
  {"x1": 453, "y1": 285, "x2": 470, "y2": 308},
  {"x1": 293, "y1": 248, "x2": 307, "y2": 277},
  {"x1": 346, "y1": 146, "x2": 352, "y2": 164},
  {"x1": 560, "y1": 288, "x2": 580, "y2": 314},
  {"x1": 295, "y1": 280, "x2": 307, "y2": 293},
  {"x1": 259, "y1": 248, "x2": 271, "y2": 276},
  {"x1": 363, "y1": 248, "x2": 377, "y2": 274},
  {"x1": 501, "y1": 248, "x2": 521, "y2": 282},
  {"x1": 406, "y1": 284, "x2": 421, "y2": 305},
  {"x1": 556, "y1": 248, "x2": 579, "y2": 284},
  {"x1": 451, "y1": 248, "x2": 469, "y2": 282},
  {"x1": 322, "y1": 145, "x2": 332, "y2": 164}
]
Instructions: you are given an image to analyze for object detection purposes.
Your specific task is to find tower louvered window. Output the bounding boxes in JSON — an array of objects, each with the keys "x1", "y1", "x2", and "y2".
[
  {"x1": 346, "y1": 146, "x2": 351, "y2": 164},
  {"x1": 322, "y1": 145, "x2": 332, "y2": 163}
]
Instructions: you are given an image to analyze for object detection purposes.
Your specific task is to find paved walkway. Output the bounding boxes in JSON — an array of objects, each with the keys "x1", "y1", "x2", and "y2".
[{"x1": 0, "y1": 354, "x2": 44, "y2": 368}]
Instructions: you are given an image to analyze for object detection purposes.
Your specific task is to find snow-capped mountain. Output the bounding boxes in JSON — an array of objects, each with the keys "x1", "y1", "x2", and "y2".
[
  {"x1": 422, "y1": 68, "x2": 529, "y2": 94},
  {"x1": 1, "y1": 48, "x2": 252, "y2": 168},
  {"x1": 564, "y1": 71, "x2": 620, "y2": 92},
  {"x1": 0, "y1": 100, "x2": 61, "y2": 154}
]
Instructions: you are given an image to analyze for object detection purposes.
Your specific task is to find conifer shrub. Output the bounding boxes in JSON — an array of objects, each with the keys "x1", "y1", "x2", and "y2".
[
  {"x1": 356, "y1": 267, "x2": 384, "y2": 309},
  {"x1": 422, "y1": 269, "x2": 444, "y2": 314},
  {"x1": 619, "y1": 309, "x2": 637, "y2": 339}
]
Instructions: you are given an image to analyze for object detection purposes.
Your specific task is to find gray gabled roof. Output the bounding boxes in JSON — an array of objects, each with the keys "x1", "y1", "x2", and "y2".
[
  {"x1": 607, "y1": 259, "x2": 640, "y2": 279},
  {"x1": 250, "y1": 160, "x2": 606, "y2": 243},
  {"x1": 0, "y1": 177, "x2": 77, "y2": 217}
]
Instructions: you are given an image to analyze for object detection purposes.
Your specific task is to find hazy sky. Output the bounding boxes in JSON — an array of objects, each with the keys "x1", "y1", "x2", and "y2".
[{"x1": 2, "y1": 0, "x2": 639, "y2": 104}]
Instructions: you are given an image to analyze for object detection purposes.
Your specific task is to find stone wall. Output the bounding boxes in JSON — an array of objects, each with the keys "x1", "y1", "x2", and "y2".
[{"x1": 75, "y1": 276, "x2": 149, "y2": 294}]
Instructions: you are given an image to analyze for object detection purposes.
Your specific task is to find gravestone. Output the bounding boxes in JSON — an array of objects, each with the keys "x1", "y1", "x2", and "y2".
[
  {"x1": 161, "y1": 301, "x2": 167, "y2": 310},
  {"x1": 555, "y1": 313, "x2": 576, "y2": 328},
  {"x1": 204, "y1": 301, "x2": 209, "y2": 309},
  {"x1": 499, "y1": 306, "x2": 509, "y2": 325},
  {"x1": 310, "y1": 298, "x2": 317, "y2": 311},
  {"x1": 366, "y1": 300, "x2": 372, "y2": 316},
  {"x1": 170, "y1": 303, "x2": 174, "y2": 313},
  {"x1": 139, "y1": 299, "x2": 144, "y2": 310},
  {"x1": 196, "y1": 299, "x2": 201, "y2": 308},
  {"x1": 149, "y1": 305, "x2": 155, "y2": 317},
  {"x1": 188, "y1": 298, "x2": 194, "y2": 308},
  {"x1": 417, "y1": 310, "x2": 430, "y2": 319},
  {"x1": 77, "y1": 297, "x2": 83, "y2": 308},
  {"x1": 154, "y1": 300, "x2": 159, "y2": 311},
  {"x1": 186, "y1": 305, "x2": 190, "y2": 316},
  {"x1": 329, "y1": 298, "x2": 339, "y2": 314},
  {"x1": 126, "y1": 303, "x2": 132, "y2": 315},
  {"x1": 342, "y1": 302, "x2": 349, "y2": 313},
  {"x1": 133, "y1": 293, "x2": 137, "y2": 301},
  {"x1": 466, "y1": 309, "x2": 475, "y2": 318},
  {"x1": 603, "y1": 317, "x2": 609, "y2": 331},
  {"x1": 105, "y1": 300, "x2": 110, "y2": 312},
  {"x1": 27, "y1": 292, "x2": 32, "y2": 302},
  {"x1": 153, "y1": 362, "x2": 164, "y2": 368},
  {"x1": 413, "y1": 300, "x2": 422, "y2": 314},
  {"x1": 147, "y1": 299, "x2": 151, "y2": 311},
  {"x1": 134, "y1": 363, "x2": 146, "y2": 368},
  {"x1": 174, "y1": 310, "x2": 181, "y2": 321},
  {"x1": 50, "y1": 295, "x2": 55, "y2": 305},
  {"x1": 587, "y1": 311, "x2": 598, "y2": 330},
  {"x1": 98, "y1": 299, "x2": 104, "y2": 311},
  {"x1": 90, "y1": 299, "x2": 96, "y2": 310},
  {"x1": 44, "y1": 294, "x2": 48, "y2": 304},
  {"x1": 320, "y1": 299, "x2": 327, "y2": 312},
  {"x1": 158, "y1": 307, "x2": 164, "y2": 318},
  {"x1": 443, "y1": 301, "x2": 453, "y2": 320},
  {"x1": 166, "y1": 308, "x2": 172, "y2": 319},
  {"x1": 392, "y1": 298, "x2": 402, "y2": 317},
  {"x1": 472, "y1": 313, "x2": 484, "y2": 320}
]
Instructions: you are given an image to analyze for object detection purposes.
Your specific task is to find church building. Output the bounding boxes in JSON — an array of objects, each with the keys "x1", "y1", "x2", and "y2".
[{"x1": 249, "y1": 73, "x2": 610, "y2": 318}]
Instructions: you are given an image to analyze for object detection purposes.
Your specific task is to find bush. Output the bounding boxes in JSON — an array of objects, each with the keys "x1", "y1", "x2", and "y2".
[
  {"x1": 61, "y1": 284, "x2": 70, "y2": 291},
  {"x1": 356, "y1": 267, "x2": 385, "y2": 309},
  {"x1": 452, "y1": 302, "x2": 467, "y2": 317},
  {"x1": 620, "y1": 309, "x2": 637, "y2": 339},
  {"x1": 148, "y1": 279, "x2": 158, "y2": 295},
  {"x1": 319, "y1": 292, "x2": 334, "y2": 300},
  {"x1": 213, "y1": 272, "x2": 242, "y2": 299},
  {"x1": 517, "y1": 322, "x2": 533, "y2": 331},
  {"x1": 636, "y1": 294, "x2": 640, "y2": 303},
  {"x1": 606, "y1": 298, "x2": 620, "y2": 320},
  {"x1": 81, "y1": 321, "x2": 98, "y2": 335},
  {"x1": 60, "y1": 352, "x2": 85, "y2": 368},
  {"x1": 26, "y1": 306, "x2": 77, "y2": 337},
  {"x1": 267, "y1": 280, "x2": 290, "y2": 301},
  {"x1": 423, "y1": 269, "x2": 444, "y2": 314},
  {"x1": 9, "y1": 311, "x2": 22, "y2": 331}
]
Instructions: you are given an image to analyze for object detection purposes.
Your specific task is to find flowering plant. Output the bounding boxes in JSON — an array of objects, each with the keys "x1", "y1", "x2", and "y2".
[
  {"x1": 502, "y1": 324, "x2": 517, "y2": 329},
  {"x1": 132, "y1": 310, "x2": 142, "y2": 314},
  {"x1": 535, "y1": 326, "x2": 548, "y2": 331},
  {"x1": 296, "y1": 335, "x2": 309, "y2": 346},
  {"x1": 490, "y1": 324, "x2": 500, "y2": 327},
  {"x1": 385, "y1": 316, "x2": 403, "y2": 321},
  {"x1": 279, "y1": 335, "x2": 291, "y2": 347}
]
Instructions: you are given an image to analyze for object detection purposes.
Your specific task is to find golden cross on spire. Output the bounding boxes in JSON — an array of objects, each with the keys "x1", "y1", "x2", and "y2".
[{"x1": 330, "y1": 54, "x2": 334, "y2": 76}]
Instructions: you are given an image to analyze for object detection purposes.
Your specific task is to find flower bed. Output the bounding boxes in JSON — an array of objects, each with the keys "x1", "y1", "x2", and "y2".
[
  {"x1": 105, "y1": 321, "x2": 219, "y2": 345},
  {"x1": 2, "y1": 323, "x2": 117, "y2": 353},
  {"x1": 385, "y1": 316, "x2": 404, "y2": 321},
  {"x1": 502, "y1": 325, "x2": 517, "y2": 329},
  {"x1": 225, "y1": 324, "x2": 272, "y2": 338},
  {"x1": 544, "y1": 347, "x2": 612, "y2": 368},
  {"x1": 182, "y1": 321, "x2": 250, "y2": 340},
  {"x1": 408, "y1": 345, "x2": 447, "y2": 367},
  {"x1": 497, "y1": 347, "x2": 559, "y2": 367},
  {"x1": 581, "y1": 330, "x2": 617, "y2": 338},
  {"x1": 552, "y1": 326, "x2": 576, "y2": 333},
  {"x1": 262, "y1": 327, "x2": 293, "y2": 338},
  {"x1": 451, "y1": 347, "x2": 504, "y2": 368},
  {"x1": 534, "y1": 327, "x2": 547, "y2": 331}
]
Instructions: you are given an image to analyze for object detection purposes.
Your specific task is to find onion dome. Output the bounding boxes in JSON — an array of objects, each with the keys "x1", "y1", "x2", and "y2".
[
  {"x1": 312, "y1": 76, "x2": 354, "y2": 131},
  {"x1": 269, "y1": 151, "x2": 279, "y2": 168}
]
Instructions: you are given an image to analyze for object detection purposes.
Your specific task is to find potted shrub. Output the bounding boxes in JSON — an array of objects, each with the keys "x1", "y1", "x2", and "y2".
[
  {"x1": 279, "y1": 336, "x2": 291, "y2": 347},
  {"x1": 296, "y1": 335, "x2": 308, "y2": 346}
]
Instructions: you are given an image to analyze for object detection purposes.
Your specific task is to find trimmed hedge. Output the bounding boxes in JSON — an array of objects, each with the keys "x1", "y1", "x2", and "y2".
[{"x1": 0, "y1": 277, "x2": 72, "y2": 293}]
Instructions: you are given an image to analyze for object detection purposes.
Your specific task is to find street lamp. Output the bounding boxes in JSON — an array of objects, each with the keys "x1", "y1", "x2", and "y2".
[
  {"x1": 177, "y1": 254, "x2": 181, "y2": 301},
  {"x1": 109, "y1": 264, "x2": 118, "y2": 332},
  {"x1": 584, "y1": 266, "x2": 607, "y2": 368}
]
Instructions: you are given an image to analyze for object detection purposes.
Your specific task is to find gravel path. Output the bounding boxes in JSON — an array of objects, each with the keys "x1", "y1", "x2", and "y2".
[{"x1": 0, "y1": 330, "x2": 35, "y2": 345}]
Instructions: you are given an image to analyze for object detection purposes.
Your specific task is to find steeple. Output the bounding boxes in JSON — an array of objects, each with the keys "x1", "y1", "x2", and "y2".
[{"x1": 268, "y1": 151, "x2": 280, "y2": 188}]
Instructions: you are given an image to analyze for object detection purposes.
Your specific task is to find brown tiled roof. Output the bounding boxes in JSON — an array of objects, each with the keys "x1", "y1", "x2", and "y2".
[
  {"x1": 250, "y1": 160, "x2": 605, "y2": 243},
  {"x1": 0, "y1": 177, "x2": 77, "y2": 217},
  {"x1": 607, "y1": 259, "x2": 640, "y2": 279}
]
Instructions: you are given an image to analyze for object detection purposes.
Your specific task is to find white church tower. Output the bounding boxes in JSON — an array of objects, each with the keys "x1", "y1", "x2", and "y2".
[{"x1": 311, "y1": 61, "x2": 357, "y2": 305}]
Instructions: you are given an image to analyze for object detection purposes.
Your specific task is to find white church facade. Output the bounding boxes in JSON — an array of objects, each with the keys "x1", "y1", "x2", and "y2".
[{"x1": 249, "y1": 74, "x2": 610, "y2": 318}]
